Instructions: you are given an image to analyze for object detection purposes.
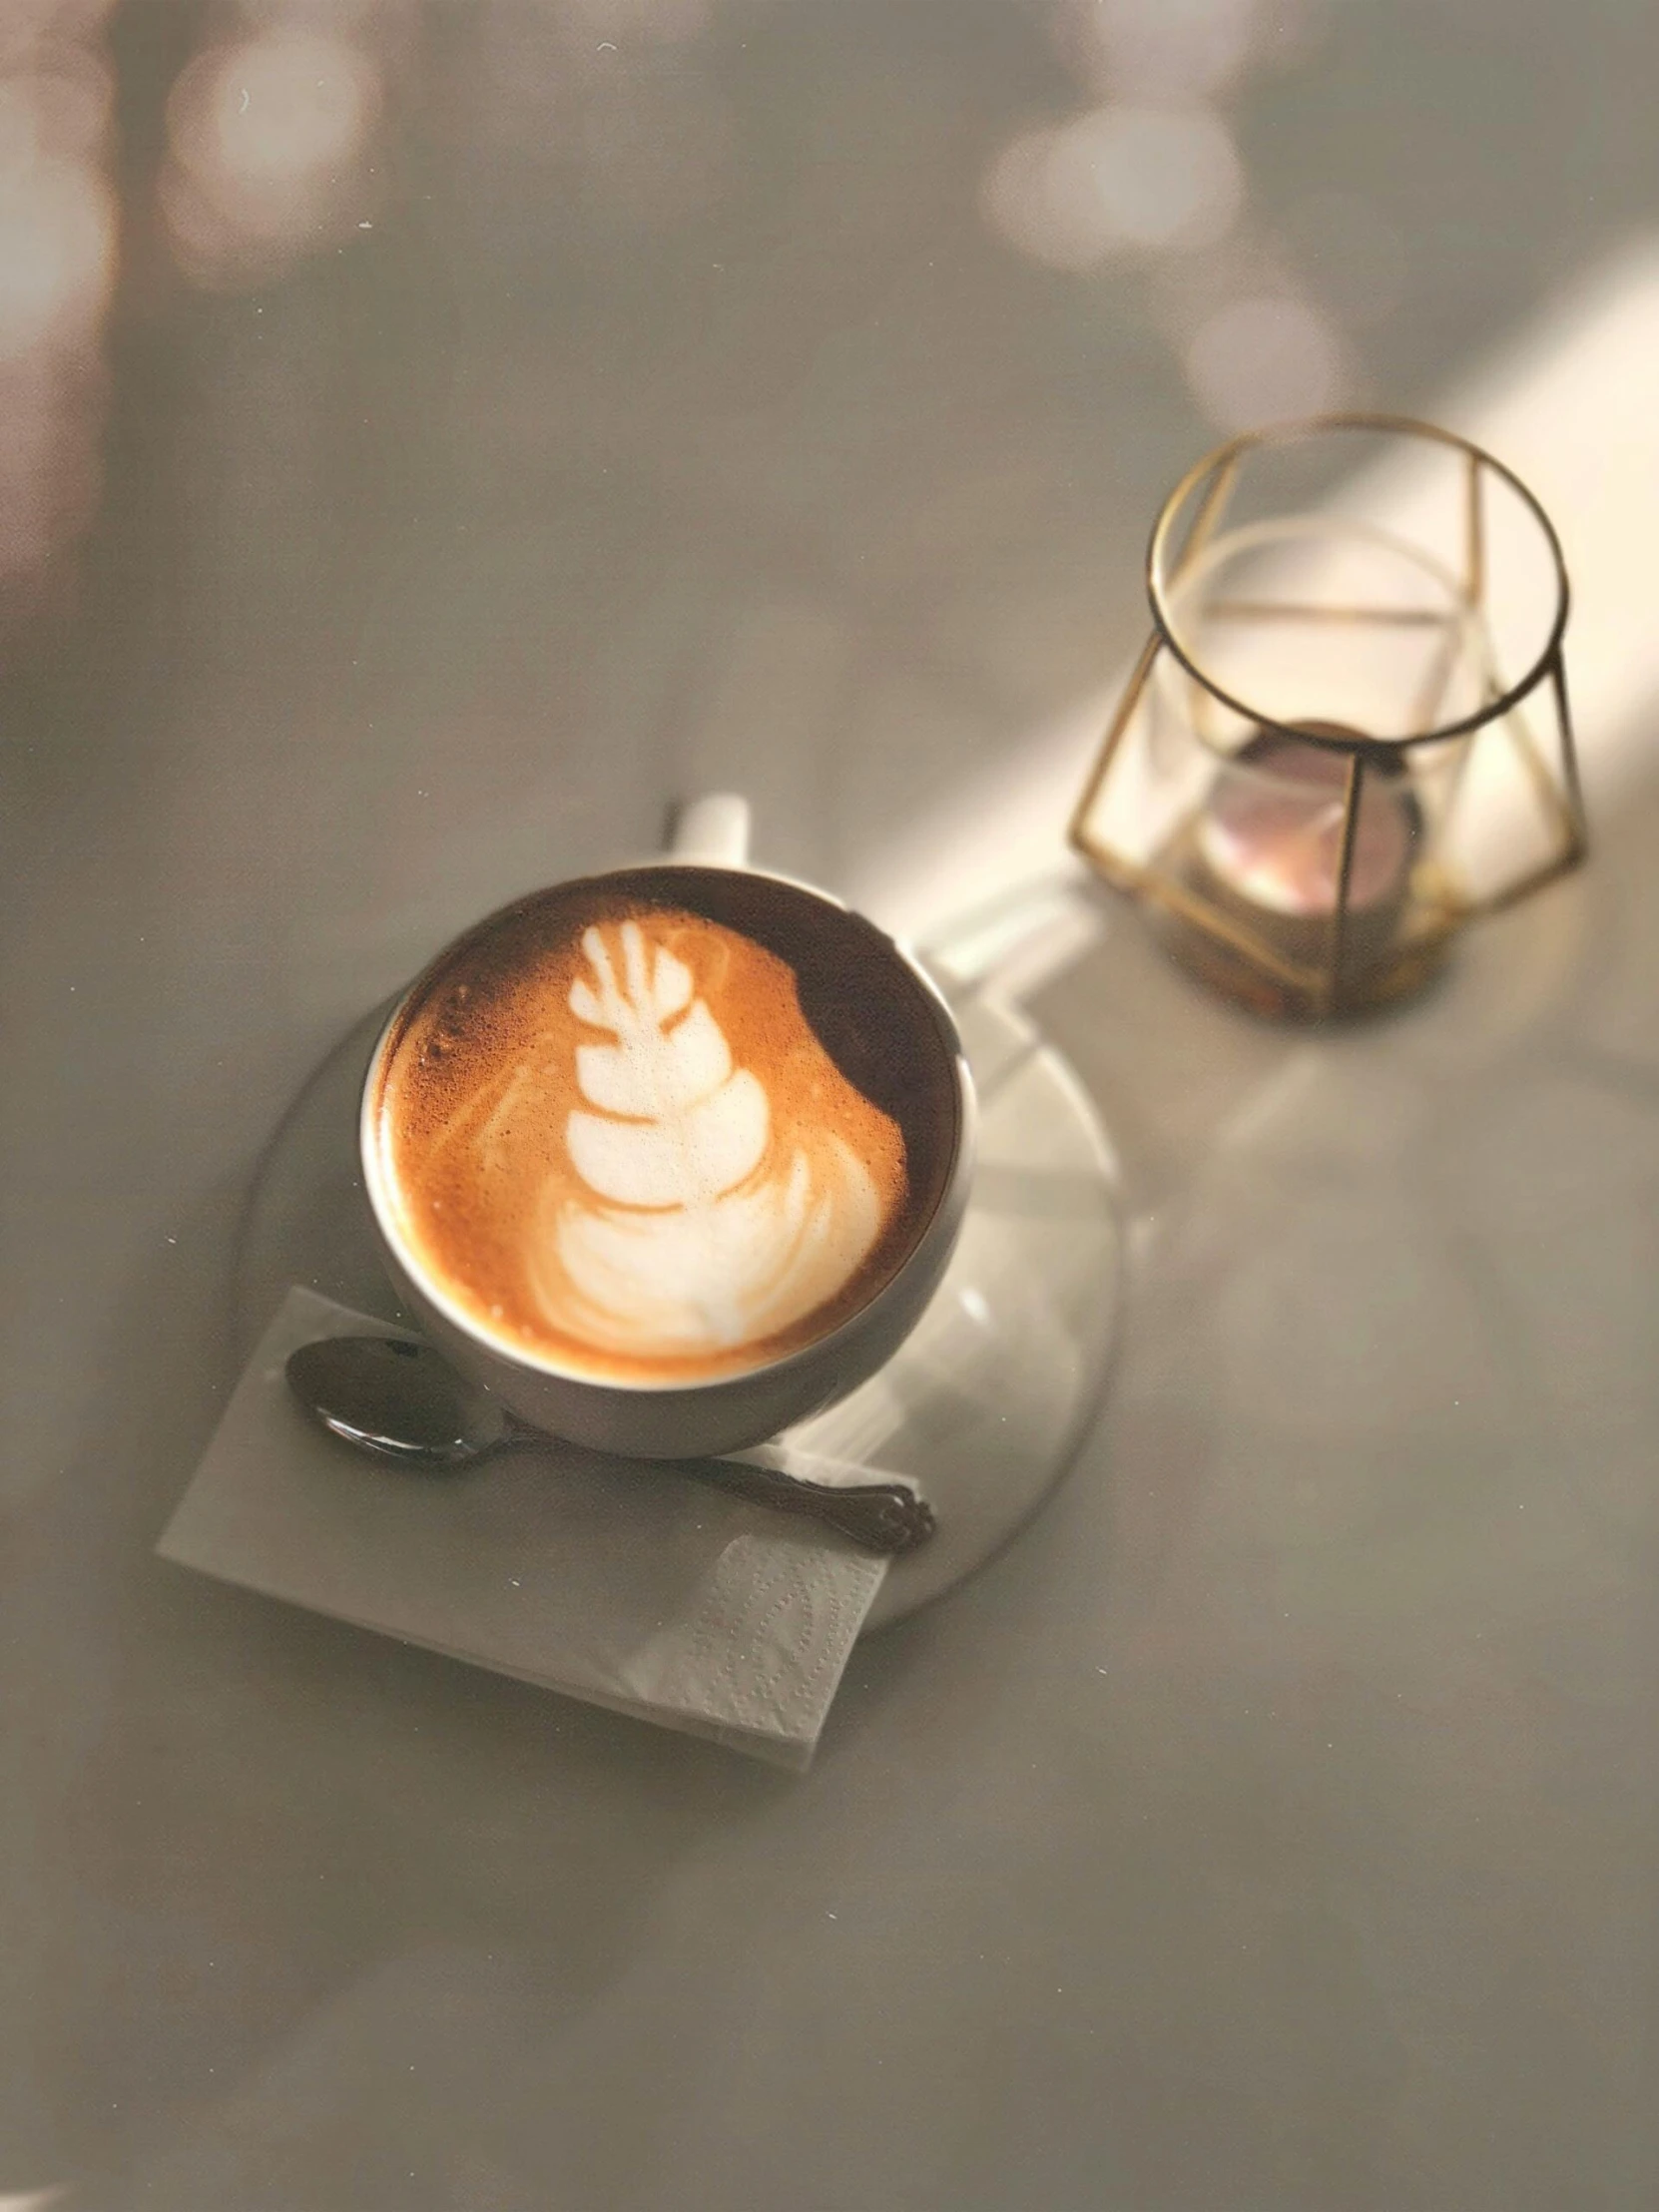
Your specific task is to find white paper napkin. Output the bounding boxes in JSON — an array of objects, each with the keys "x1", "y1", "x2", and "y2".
[{"x1": 157, "y1": 1286, "x2": 888, "y2": 1769}]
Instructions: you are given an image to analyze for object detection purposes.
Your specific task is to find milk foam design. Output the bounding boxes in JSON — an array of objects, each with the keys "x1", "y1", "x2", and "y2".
[{"x1": 543, "y1": 920, "x2": 885, "y2": 1357}]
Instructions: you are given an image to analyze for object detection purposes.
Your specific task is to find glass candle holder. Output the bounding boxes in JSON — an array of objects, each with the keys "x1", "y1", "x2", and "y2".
[{"x1": 1069, "y1": 416, "x2": 1585, "y2": 1018}]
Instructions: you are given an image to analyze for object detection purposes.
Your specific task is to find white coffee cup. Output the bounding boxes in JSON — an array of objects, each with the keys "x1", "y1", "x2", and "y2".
[{"x1": 358, "y1": 799, "x2": 975, "y2": 1458}]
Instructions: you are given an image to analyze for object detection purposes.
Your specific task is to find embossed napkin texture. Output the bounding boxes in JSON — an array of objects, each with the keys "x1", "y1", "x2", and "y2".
[{"x1": 158, "y1": 1286, "x2": 887, "y2": 1769}]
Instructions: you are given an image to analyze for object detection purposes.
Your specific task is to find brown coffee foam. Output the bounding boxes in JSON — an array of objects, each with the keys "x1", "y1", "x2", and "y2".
[{"x1": 371, "y1": 876, "x2": 950, "y2": 1383}]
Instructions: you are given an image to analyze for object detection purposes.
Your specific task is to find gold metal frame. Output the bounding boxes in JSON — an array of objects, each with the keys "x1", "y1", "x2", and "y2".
[{"x1": 1068, "y1": 414, "x2": 1586, "y2": 1017}]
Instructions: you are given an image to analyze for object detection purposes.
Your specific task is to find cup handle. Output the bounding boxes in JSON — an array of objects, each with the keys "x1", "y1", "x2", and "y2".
[{"x1": 667, "y1": 793, "x2": 752, "y2": 868}]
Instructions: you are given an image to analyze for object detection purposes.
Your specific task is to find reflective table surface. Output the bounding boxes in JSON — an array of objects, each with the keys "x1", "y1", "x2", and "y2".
[{"x1": 4, "y1": 3, "x2": 1658, "y2": 2205}]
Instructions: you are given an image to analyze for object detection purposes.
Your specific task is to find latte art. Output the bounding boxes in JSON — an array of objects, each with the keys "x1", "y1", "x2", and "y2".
[
  {"x1": 370, "y1": 871, "x2": 953, "y2": 1387},
  {"x1": 541, "y1": 920, "x2": 887, "y2": 1357}
]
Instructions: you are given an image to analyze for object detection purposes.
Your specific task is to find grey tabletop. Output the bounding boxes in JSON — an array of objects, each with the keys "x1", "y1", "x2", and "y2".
[{"x1": 4, "y1": 4, "x2": 1658, "y2": 2207}]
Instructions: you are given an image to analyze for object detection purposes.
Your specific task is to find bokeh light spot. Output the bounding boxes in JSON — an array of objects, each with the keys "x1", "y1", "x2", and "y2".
[
  {"x1": 984, "y1": 103, "x2": 1241, "y2": 271},
  {"x1": 164, "y1": 31, "x2": 382, "y2": 285},
  {"x1": 1184, "y1": 292, "x2": 1346, "y2": 429},
  {"x1": 0, "y1": 154, "x2": 115, "y2": 364},
  {"x1": 1056, "y1": 0, "x2": 1263, "y2": 102}
]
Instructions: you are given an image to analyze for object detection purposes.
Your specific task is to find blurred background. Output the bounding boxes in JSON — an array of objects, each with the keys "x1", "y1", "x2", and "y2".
[{"x1": 8, "y1": 0, "x2": 1659, "y2": 892}]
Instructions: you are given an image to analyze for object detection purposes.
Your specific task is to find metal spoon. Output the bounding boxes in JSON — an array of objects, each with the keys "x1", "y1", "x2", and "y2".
[{"x1": 284, "y1": 1335, "x2": 936, "y2": 1555}]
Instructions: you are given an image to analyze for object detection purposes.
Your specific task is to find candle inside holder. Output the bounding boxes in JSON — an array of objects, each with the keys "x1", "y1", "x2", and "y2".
[
  {"x1": 1196, "y1": 729, "x2": 1415, "y2": 919},
  {"x1": 1150, "y1": 723, "x2": 1428, "y2": 1017}
]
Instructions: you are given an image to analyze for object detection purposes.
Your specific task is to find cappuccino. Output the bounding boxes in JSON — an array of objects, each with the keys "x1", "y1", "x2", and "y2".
[{"x1": 368, "y1": 866, "x2": 960, "y2": 1385}]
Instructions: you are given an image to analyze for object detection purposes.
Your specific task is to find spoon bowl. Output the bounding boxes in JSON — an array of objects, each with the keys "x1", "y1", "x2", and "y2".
[
  {"x1": 284, "y1": 1334, "x2": 936, "y2": 1554},
  {"x1": 285, "y1": 1334, "x2": 512, "y2": 1465}
]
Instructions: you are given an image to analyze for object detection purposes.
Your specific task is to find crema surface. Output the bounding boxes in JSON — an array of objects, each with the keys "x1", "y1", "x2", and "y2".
[{"x1": 370, "y1": 869, "x2": 957, "y2": 1383}]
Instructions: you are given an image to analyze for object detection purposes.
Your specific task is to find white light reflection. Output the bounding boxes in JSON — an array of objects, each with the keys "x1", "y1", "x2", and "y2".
[
  {"x1": 983, "y1": 104, "x2": 1242, "y2": 271},
  {"x1": 162, "y1": 30, "x2": 382, "y2": 287},
  {"x1": 1, "y1": 0, "x2": 114, "y2": 54},
  {"x1": 1183, "y1": 291, "x2": 1347, "y2": 429},
  {"x1": 0, "y1": 3, "x2": 118, "y2": 633},
  {"x1": 1056, "y1": 0, "x2": 1329, "y2": 96},
  {"x1": 0, "y1": 154, "x2": 114, "y2": 364},
  {"x1": 1055, "y1": 0, "x2": 1263, "y2": 102},
  {"x1": 0, "y1": 47, "x2": 113, "y2": 162}
]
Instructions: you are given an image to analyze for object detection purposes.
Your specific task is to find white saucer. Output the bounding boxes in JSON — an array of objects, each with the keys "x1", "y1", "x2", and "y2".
[{"x1": 231, "y1": 990, "x2": 1123, "y2": 1631}]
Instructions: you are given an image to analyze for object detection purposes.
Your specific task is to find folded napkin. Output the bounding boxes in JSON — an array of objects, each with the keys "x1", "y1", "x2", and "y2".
[{"x1": 158, "y1": 1286, "x2": 888, "y2": 1768}]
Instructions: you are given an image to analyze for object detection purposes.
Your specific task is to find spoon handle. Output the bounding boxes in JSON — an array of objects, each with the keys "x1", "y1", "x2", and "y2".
[{"x1": 680, "y1": 1458, "x2": 936, "y2": 1555}]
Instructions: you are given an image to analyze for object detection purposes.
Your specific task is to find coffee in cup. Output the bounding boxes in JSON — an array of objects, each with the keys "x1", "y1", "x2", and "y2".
[{"x1": 362, "y1": 862, "x2": 969, "y2": 1449}]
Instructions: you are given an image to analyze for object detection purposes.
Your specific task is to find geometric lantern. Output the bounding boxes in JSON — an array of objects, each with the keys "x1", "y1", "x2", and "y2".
[{"x1": 1069, "y1": 415, "x2": 1585, "y2": 1018}]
